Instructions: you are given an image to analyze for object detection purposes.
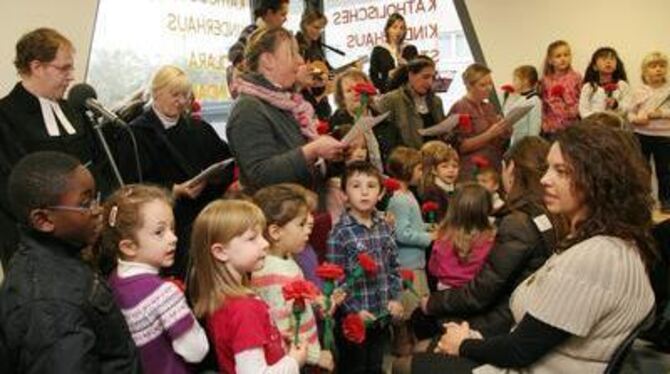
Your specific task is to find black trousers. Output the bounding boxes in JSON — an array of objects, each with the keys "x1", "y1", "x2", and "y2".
[
  {"x1": 335, "y1": 319, "x2": 389, "y2": 374},
  {"x1": 637, "y1": 134, "x2": 670, "y2": 207}
]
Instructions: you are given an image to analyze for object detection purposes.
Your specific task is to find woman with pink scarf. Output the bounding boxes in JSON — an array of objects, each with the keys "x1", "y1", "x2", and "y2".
[{"x1": 227, "y1": 27, "x2": 345, "y2": 194}]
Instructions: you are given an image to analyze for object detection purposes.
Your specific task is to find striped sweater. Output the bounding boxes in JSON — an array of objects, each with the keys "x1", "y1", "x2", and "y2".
[{"x1": 251, "y1": 255, "x2": 321, "y2": 365}]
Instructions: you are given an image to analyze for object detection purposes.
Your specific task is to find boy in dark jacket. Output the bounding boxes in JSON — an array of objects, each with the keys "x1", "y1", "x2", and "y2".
[{"x1": 0, "y1": 151, "x2": 141, "y2": 374}]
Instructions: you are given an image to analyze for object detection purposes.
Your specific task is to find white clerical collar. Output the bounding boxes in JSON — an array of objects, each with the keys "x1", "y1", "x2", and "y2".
[
  {"x1": 37, "y1": 97, "x2": 76, "y2": 137},
  {"x1": 152, "y1": 103, "x2": 179, "y2": 129},
  {"x1": 117, "y1": 258, "x2": 159, "y2": 278}
]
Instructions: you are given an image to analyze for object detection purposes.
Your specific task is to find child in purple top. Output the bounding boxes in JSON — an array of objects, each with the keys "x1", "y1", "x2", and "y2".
[{"x1": 102, "y1": 185, "x2": 209, "y2": 374}]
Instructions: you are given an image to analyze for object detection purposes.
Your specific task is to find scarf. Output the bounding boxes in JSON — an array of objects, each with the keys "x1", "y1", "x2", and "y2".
[{"x1": 235, "y1": 75, "x2": 319, "y2": 140}]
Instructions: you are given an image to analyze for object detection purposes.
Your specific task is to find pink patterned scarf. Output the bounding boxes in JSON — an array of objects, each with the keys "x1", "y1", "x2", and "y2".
[{"x1": 235, "y1": 75, "x2": 319, "y2": 140}]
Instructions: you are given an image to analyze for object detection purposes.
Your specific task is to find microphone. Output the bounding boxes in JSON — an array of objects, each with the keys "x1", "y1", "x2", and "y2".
[
  {"x1": 318, "y1": 40, "x2": 346, "y2": 56},
  {"x1": 68, "y1": 83, "x2": 127, "y2": 127}
]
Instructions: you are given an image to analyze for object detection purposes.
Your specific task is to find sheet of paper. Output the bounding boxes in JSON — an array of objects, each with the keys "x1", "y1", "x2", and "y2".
[
  {"x1": 187, "y1": 157, "x2": 234, "y2": 187},
  {"x1": 341, "y1": 111, "x2": 390, "y2": 144},
  {"x1": 418, "y1": 114, "x2": 459, "y2": 137},
  {"x1": 503, "y1": 104, "x2": 534, "y2": 127}
]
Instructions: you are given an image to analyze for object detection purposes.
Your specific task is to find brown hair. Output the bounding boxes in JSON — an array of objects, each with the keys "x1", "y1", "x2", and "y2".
[
  {"x1": 502, "y1": 136, "x2": 550, "y2": 207},
  {"x1": 99, "y1": 185, "x2": 173, "y2": 268},
  {"x1": 542, "y1": 40, "x2": 571, "y2": 76},
  {"x1": 341, "y1": 161, "x2": 384, "y2": 191},
  {"x1": 334, "y1": 69, "x2": 372, "y2": 110},
  {"x1": 300, "y1": 9, "x2": 327, "y2": 33},
  {"x1": 384, "y1": 12, "x2": 407, "y2": 45},
  {"x1": 189, "y1": 199, "x2": 266, "y2": 317},
  {"x1": 14, "y1": 28, "x2": 73, "y2": 75},
  {"x1": 514, "y1": 65, "x2": 539, "y2": 87},
  {"x1": 462, "y1": 63, "x2": 491, "y2": 87},
  {"x1": 554, "y1": 123, "x2": 656, "y2": 268},
  {"x1": 582, "y1": 112, "x2": 626, "y2": 130},
  {"x1": 245, "y1": 27, "x2": 294, "y2": 72},
  {"x1": 253, "y1": 184, "x2": 309, "y2": 245},
  {"x1": 437, "y1": 183, "x2": 495, "y2": 262},
  {"x1": 419, "y1": 140, "x2": 459, "y2": 195},
  {"x1": 387, "y1": 146, "x2": 421, "y2": 182}
]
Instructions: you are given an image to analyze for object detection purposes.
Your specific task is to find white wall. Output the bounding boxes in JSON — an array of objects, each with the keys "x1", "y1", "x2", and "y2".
[
  {"x1": 465, "y1": 0, "x2": 670, "y2": 87},
  {"x1": 0, "y1": 0, "x2": 99, "y2": 94}
]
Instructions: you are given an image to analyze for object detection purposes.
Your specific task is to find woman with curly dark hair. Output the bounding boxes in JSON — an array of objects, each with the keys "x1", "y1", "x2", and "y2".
[{"x1": 404, "y1": 123, "x2": 655, "y2": 373}]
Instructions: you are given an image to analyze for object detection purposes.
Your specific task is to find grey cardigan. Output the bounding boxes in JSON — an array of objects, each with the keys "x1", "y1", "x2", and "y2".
[
  {"x1": 226, "y1": 74, "x2": 313, "y2": 192},
  {"x1": 377, "y1": 84, "x2": 445, "y2": 149}
]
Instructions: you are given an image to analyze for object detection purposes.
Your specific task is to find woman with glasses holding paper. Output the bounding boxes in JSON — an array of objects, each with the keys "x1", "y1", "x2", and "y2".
[
  {"x1": 448, "y1": 63, "x2": 509, "y2": 179},
  {"x1": 115, "y1": 65, "x2": 233, "y2": 278}
]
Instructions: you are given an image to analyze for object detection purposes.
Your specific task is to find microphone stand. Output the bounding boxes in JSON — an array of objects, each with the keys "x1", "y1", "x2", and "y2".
[
  {"x1": 86, "y1": 111, "x2": 125, "y2": 187},
  {"x1": 319, "y1": 40, "x2": 346, "y2": 56}
]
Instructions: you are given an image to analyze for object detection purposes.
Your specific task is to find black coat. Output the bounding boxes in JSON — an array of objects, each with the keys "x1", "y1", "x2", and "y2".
[
  {"x1": 425, "y1": 198, "x2": 556, "y2": 336},
  {"x1": 115, "y1": 108, "x2": 233, "y2": 277},
  {"x1": 369, "y1": 46, "x2": 396, "y2": 93},
  {"x1": 0, "y1": 229, "x2": 141, "y2": 374},
  {"x1": 0, "y1": 83, "x2": 117, "y2": 267}
]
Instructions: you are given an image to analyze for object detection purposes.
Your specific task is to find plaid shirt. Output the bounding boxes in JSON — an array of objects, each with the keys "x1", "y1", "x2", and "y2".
[{"x1": 327, "y1": 210, "x2": 402, "y2": 315}]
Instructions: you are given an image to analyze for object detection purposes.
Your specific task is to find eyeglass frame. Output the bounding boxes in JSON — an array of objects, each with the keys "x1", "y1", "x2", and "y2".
[{"x1": 46, "y1": 192, "x2": 101, "y2": 214}]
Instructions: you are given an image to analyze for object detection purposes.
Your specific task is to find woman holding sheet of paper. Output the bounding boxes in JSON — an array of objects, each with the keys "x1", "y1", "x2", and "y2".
[
  {"x1": 114, "y1": 65, "x2": 234, "y2": 277},
  {"x1": 226, "y1": 27, "x2": 345, "y2": 195},
  {"x1": 448, "y1": 63, "x2": 509, "y2": 178},
  {"x1": 377, "y1": 55, "x2": 445, "y2": 151}
]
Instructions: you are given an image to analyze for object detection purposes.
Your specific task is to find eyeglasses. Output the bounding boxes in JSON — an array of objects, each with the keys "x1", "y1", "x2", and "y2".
[
  {"x1": 47, "y1": 192, "x2": 101, "y2": 214},
  {"x1": 46, "y1": 63, "x2": 75, "y2": 74}
]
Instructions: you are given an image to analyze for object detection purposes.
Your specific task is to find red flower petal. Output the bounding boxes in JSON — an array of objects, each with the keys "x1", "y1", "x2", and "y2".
[
  {"x1": 458, "y1": 114, "x2": 473, "y2": 133},
  {"x1": 603, "y1": 82, "x2": 618, "y2": 93},
  {"x1": 383, "y1": 178, "x2": 401, "y2": 192},
  {"x1": 342, "y1": 313, "x2": 366, "y2": 344},
  {"x1": 471, "y1": 155, "x2": 490, "y2": 169},
  {"x1": 191, "y1": 100, "x2": 202, "y2": 113},
  {"x1": 421, "y1": 201, "x2": 439, "y2": 213},
  {"x1": 315, "y1": 262, "x2": 345, "y2": 280},
  {"x1": 282, "y1": 279, "x2": 320, "y2": 309},
  {"x1": 501, "y1": 84, "x2": 515, "y2": 93},
  {"x1": 352, "y1": 82, "x2": 377, "y2": 96},
  {"x1": 400, "y1": 269, "x2": 415, "y2": 282},
  {"x1": 357, "y1": 253, "x2": 378, "y2": 276},
  {"x1": 550, "y1": 85, "x2": 565, "y2": 97},
  {"x1": 316, "y1": 120, "x2": 330, "y2": 135}
]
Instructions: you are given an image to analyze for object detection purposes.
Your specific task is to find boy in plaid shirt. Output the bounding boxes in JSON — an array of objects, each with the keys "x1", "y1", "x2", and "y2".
[{"x1": 327, "y1": 161, "x2": 403, "y2": 373}]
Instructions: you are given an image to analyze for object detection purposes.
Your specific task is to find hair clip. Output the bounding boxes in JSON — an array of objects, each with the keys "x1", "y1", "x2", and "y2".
[{"x1": 108, "y1": 205, "x2": 118, "y2": 227}]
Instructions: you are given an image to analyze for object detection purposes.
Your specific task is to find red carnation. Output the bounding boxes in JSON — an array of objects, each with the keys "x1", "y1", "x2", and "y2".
[
  {"x1": 603, "y1": 82, "x2": 618, "y2": 93},
  {"x1": 458, "y1": 114, "x2": 473, "y2": 133},
  {"x1": 421, "y1": 201, "x2": 439, "y2": 214},
  {"x1": 282, "y1": 279, "x2": 320, "y2": 311},
  {"x1": 550, "y1": 85, "x2": 565, "y2": 98},
  {"x1": 352, "y1": 82, "x2": 377, "y2": 96},
  {"x1": 472, "y1": 155, "x2": 490, "y2": 169},
  {"x1": 316, "y1": 120, "x2": 330, "y2": 135},
  {"x1": 400, "y1": 269, "x2": 415, "y2": 283},
  {"x1": 342, "y1": 313, "x2": 366, "y2": 344},
  {"x1": 500, "y1": 84, "x2": 515, "y2": 93},
  {"x1": 383, "y1": 177, "x2": 401, "y2": 192},
  {"x1": 357, "y1": 253, "x2": 378, "y2": 276},
  {"x1": 316, "y1": 262, "x2": 345, "y2": 281}
]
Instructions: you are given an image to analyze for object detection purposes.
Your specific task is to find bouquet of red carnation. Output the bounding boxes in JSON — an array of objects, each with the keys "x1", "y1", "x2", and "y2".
[
  {"x1": 500, "y1": 84, "x2": 515, "y2": 94},
  {"x1": 421, "y1": 201, "x2": 439, "y2": 224},
  {"x1": 342, "y1": 313, "x2": 366, "y2": 344},
  {"x1": 352, "y1": 82, "x2": 378, "y2": 121},
  {"x1": 400, "y1": 269, "x2": 420, "y2": 298},
  {"x1": 458, "y1": 114, "x2": 473, "y2": 133},
  {"x1": 282, "y1": 279, "x2": 320, "y2": 344},
  {"x1": 316, "y1": 262, "x2": 345, "y2": 349},
  {"x1": 550, "y1": 85, "x2": 565, "y2": 98},
  {"x1": 602, "y1": 82, "x2": 618, "y2": 96},
  {"x1": 316, "y1": 119, "x2": 330, "y2": 135}
]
